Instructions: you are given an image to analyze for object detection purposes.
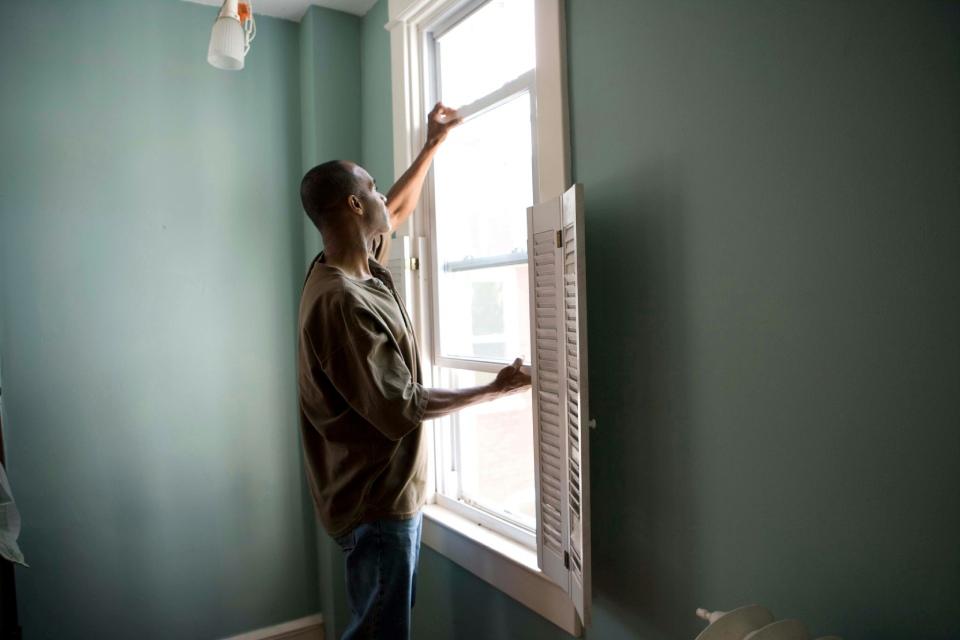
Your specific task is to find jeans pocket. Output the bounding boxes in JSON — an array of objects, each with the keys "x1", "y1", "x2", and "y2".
[{"x1": 334, "y1": 529, "x2": 355, "y2": 552}]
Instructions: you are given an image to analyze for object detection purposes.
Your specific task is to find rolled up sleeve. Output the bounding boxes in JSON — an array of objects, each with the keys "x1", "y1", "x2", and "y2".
[{"x1": 318, "y1": 308, "x2": 429, "y2": 440}]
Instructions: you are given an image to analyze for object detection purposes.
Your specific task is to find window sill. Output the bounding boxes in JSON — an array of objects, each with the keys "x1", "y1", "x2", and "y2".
[{"x1": 421, "y1": 504, "x2": 582, "y2": 637}]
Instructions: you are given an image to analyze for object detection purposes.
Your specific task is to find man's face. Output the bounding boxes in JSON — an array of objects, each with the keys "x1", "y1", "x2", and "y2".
[{"x1": 351, "y1": 165, "x2": 390, "y2": 236}]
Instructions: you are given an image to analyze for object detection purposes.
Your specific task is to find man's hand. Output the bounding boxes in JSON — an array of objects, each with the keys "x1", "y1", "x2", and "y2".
[
  {"x1": 425, "y1": 102, "x2": 463, "y2": 148},
  {"x1": 491, "y1": 358, "x2": 531, "y2": 397},
  {"x1": 423, "y1": 357, "x2": 531, "y2": 421}
]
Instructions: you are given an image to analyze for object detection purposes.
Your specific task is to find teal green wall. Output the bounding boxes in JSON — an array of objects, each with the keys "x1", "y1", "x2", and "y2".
[
  {"x1": 361, "y1": 0, "x2": 396, "y2": 187},
  {"x1": 298, "y1": 0, "x2": 392, "y2": 271},
  {"x1": 299, "y1": 6, "x2": 362, "y2": 263},
  {"x1": 0, "y1": 1, "x2": 317, "y2": 639},
  {"x1": 408, "y1": 1, "x2": 960, "y2": 639}
]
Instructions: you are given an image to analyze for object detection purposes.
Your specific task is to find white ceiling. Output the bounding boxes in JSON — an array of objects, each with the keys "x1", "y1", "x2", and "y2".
[{"x1": 182, "y1": 0, "x2": 379, "y2": 21}]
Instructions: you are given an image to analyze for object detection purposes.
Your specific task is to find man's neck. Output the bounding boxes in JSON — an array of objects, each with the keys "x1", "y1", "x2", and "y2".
[{"x1": 321, "y1": 236, "x2": 375, "y2": 280}]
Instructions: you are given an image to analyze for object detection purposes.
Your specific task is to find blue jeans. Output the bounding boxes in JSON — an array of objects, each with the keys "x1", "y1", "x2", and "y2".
[{"x1": 333, "y1": 512, "x2": 423, "y2": 640}]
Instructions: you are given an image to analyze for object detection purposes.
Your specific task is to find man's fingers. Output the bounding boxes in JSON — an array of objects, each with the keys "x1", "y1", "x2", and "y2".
[{"x1": 431, "y1": 102, "x2": 457, "y2": 121}]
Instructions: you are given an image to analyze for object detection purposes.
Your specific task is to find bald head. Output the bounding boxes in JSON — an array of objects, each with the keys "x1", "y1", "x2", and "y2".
[{"x1": 300, "y1": 160, "x2": 362, "y2": 232}]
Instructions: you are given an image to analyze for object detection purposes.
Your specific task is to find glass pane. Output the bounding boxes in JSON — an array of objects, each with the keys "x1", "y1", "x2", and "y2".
[
  {"x1": 434, "y1": 94, "x2": 533, "y2": 363},
  {"x1": 448, "y1": 369, "x2": 536, "y2": 526},
  {"x1": 437, "y1": 0, "x2": 536, "y2": 109},
  {"x1": 437, "y1": 264, "x2": 530, "y2": 362}
]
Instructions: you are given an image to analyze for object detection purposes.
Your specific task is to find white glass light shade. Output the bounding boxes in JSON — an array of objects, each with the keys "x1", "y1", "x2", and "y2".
[{"x1": 207, "y1": 16, "x2": 245, "y2": 70}]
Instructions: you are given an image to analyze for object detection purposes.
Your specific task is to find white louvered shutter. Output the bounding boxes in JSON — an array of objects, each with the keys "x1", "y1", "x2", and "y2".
[
  {"x1": 528, "y1": 194, "x2": 567, "y2": 587},
  {"x1": 527, "y1": 183, "x2": 591, "y2": 627}
]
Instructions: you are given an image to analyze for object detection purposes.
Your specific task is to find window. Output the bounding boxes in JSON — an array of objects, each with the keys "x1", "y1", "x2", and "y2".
[{"x1": 386, "y1": 0, "x2": 590, "y2": 635}]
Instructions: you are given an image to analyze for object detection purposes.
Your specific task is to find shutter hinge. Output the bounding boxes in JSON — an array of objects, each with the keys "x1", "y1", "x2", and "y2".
[
  {"x1": 410, "y1": 257, "x2": 420, "y2": 271},
  {"x1": 564, "y1": 551, "x2": 570, "y2": 569},
  {"x1": 556, "y1": 230, "x2": 562, "y2": 248}
]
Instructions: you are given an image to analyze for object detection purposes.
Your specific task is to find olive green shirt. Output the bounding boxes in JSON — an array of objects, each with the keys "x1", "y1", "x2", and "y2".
[{"x1": 297, "y1": 253, "x2": 429, "y2": 538}]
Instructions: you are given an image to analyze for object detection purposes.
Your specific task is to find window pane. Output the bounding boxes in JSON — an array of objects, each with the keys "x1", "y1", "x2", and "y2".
[
  {"x1": 434, "y1": 94, "x2": 533, "y2": 363},
  {"x1": 437, "y1": 0, "x2": 536, "y2": 109},
  {"x1": 447, "y1": 369, "x2": 535, "y2": 526},
  {"x1": 437, "y1": 264, "x2": 530, "y2": 362},
  {"x1": 472, "y1": 282, "x2": 505, "y2": 335}
]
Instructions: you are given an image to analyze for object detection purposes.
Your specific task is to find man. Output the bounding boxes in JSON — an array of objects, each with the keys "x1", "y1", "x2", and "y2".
[{"x1": 297, "y1": 102, "x2": 531, "y2": 640}]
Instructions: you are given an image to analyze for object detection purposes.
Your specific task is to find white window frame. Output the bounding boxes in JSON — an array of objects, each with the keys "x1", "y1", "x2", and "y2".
[{"x1": 385, "y1": 0, "x2": 580, "y2": 635}]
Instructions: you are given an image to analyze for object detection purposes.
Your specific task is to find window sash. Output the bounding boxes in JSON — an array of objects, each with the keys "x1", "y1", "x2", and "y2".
[
  {"x1": 438, "y1": 68, "x2": 537, "y2": 124},
  {"x1": 425, "y1": 45, "x2": 539, "y2": 369},
  {"x1": 435, "y1": 357, "x2": 530, "y2": 375},
  {"x1": 444, "y1": 251, "x2": 528, "y2": 272}
]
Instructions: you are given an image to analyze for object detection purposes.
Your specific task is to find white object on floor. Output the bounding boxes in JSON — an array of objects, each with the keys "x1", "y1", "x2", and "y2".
[
  {"x1": 696, "y1": 605, "x2": 841, "y2": 640},
  {"x1": 694, "y1": 605, "x2": 775, "y2": 640},
  {"x1": 743, "y1": 619, "x2": 811, "y2": 640}
]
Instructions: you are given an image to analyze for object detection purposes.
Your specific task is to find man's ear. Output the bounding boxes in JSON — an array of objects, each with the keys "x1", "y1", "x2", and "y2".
[{"x1": 348, "y1": 194, "x2": 362, "y2": 214}]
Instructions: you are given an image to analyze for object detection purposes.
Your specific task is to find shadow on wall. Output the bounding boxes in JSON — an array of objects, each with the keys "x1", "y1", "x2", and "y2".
[{"x1": 587, "y1": 158, "x2": 702, "y2": 640}]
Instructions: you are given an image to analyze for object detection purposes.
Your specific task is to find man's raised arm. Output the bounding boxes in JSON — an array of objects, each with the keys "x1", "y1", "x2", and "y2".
[{"x1": 385, "y1": 102, "x2": 462, "y2": 233}]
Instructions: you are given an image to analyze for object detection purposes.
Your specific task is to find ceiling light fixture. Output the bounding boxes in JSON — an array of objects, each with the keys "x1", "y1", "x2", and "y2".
[{"x1": 207, "y1": 0, "x2": 256, "y2": 71}]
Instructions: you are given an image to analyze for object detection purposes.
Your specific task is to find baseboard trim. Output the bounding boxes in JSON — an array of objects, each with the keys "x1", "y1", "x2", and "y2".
[{"x1": 219, "y1": 614, "x2": 324, "y2": 640}]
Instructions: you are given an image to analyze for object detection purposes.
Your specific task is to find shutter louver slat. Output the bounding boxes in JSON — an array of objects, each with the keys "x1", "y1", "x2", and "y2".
[
  {"x1": 539, "y1": 347, "x2": 559, "y2": 361},
  {"x1": 540, "y1": 409, "x2": 561, "y2": 427},
  {"x1": 540, "y1": 389, "x2": 560, "y2": 403},
  {"x1": 541, "y1": 444, "x2": 561, "y2": 462},
  {"x1": 540, "y1": 380, "x2": 560, "y2": 394}
]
